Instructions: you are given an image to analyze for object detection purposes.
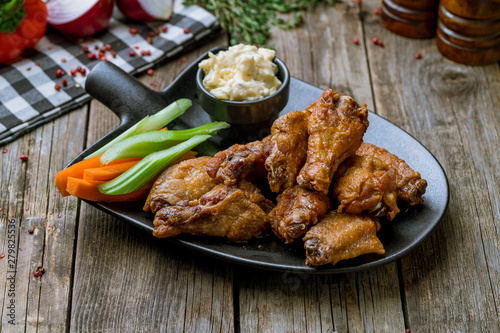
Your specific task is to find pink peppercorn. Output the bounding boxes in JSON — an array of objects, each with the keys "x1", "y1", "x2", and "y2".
[
  {"x1": 353, "y1": 38, "x2": 359, "y2": 45},
  {"x1": 19, "y1": 155, "x2": 28, "y2": 161}
]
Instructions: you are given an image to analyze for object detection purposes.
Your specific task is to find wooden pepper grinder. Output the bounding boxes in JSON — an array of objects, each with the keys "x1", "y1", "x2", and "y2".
[
  {"x1": 381, "y1": 0, "x2": 439, "y2": 39},
  {"x1": 437, "y1": 0, "x2": 500, "y2": 65}
]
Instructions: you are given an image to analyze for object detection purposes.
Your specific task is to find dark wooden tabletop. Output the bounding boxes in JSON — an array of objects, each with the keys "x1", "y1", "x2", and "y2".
[{"x1": 1, "y1": 0, "x2": 500, "y2": 331}]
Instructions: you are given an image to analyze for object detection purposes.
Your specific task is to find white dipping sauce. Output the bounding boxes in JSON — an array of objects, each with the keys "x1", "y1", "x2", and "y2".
[{"x1": 199, "y1": 44, "x2": 282, "y2": 101}]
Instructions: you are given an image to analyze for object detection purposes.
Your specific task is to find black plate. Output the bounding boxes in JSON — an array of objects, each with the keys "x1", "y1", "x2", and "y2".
[{"x1": 76, "y1": 47, "x2": 449, "y2": 274}]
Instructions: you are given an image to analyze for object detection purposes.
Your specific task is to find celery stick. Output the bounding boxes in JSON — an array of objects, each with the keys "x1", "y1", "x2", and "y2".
[
  {"x1": 100, "y1": 121, "x2": 229, "y2": 165},
  {"x1": 99, "y1": 135, "x2": 211, "y2": 195},
  {"x1": 85, "y1": 99, "x2": 191, "y2": 159}
]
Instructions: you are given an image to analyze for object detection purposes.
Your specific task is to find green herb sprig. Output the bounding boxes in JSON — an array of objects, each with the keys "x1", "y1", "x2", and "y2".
[{"x1": 183, "y1": 0, "x2": 338, "y2": 46}]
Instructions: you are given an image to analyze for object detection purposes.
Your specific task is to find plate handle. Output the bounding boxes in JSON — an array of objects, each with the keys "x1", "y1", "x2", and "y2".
[{"x1": 85, "y1": 61, "x2": 168, "y2": 125}]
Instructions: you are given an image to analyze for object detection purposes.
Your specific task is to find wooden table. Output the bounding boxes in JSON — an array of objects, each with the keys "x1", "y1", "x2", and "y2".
[{"x1": 1, "y1": 0, "x2": 499, "y2": 331}]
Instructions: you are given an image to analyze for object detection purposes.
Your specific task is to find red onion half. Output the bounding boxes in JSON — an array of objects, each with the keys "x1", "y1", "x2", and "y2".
[
  {"x1": 47, "y1": 0, "x2": 114, "y2": 37},
  {"x1": 117, "y1": 0, "x2": 173, "y2": 21}
]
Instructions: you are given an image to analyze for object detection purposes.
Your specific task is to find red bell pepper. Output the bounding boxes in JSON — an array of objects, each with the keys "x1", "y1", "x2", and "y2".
[{"x1": 0, "y1": 0, "x2": 48, "y2": 64}]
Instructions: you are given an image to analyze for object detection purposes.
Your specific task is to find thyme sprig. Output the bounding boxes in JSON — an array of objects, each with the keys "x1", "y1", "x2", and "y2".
[{"x1": 183, "y1": 0, "x2": 338, "y2": 46}]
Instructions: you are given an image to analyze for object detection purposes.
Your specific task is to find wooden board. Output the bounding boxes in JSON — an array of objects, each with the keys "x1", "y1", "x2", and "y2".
[{"x1": 0, "y1": 106, "x2": 88, "y2": 332}]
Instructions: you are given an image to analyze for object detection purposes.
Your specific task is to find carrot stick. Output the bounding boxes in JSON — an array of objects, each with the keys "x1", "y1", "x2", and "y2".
[
  {"x1": 55, "y1": 155, "x2": 102, "y2": 197},
  {"x1": 83, "y1": 160, "x2": 141, "y2": 182},
  {"x1": 66, "y1": 177, "x2": 152, "y2": 202},
  {"x1": 55, "y1": 155, "x2": 142, "y2": 197}
]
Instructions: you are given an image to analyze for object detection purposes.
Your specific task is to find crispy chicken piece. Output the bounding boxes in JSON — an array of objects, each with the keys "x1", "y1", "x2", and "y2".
[
  {"x1": 269, "y1": 185, "x2": 330, "y2": 244},
  {"x1": 303, "y1": 211, "x2": 385, "y2": 266},
  {"x1": 356, "y1": 142, "x2": 427, "y2": 205},
  {"x1": 144, "y1": 156, "x2": 219, "y2": 213},
  {"x1": 265, "y1": 110, "x2": 310, "y2": 192},
  {"x1": 297, "y1": 89, "x2": 369, "y2": 195},
  {"x1": 333, "y1": 155, "x2": 400, "y2": 220},
  {"x1": 153, "y1": 180, "x2": 273, "y2": 241},
  {"x1": 206, "y1": 138, "x2": 270, "y2": 186}
]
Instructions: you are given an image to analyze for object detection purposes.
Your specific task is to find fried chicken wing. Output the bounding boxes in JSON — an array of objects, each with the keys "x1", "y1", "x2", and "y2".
[
  {"x1": 269, "y1": 185, "x2": 330, "y2": 244},
  {"x1": 153, "y1": 180, "x2": 273, "y2": 241},
  {"x1": 265, "y1": 110, "x2": 310, "y2": 192},
  {"x1": 297, "y1": 89, "x2": 369, "y2": 194},
  {"x1": 356, "y1": 142, "x2": 427, "y2": 205},
  {"x1": 206, "y1": 138, "x2": 270, "y2": 186},
  {"x1": 303, "y1": 211, "x2": 385, "y2": 266},
  {"x1": 144, "y1": 156, "x2": 219, "y2": 213},
  {"x1": 333, "y1": 155, "x2": 400, "y2": 220}
]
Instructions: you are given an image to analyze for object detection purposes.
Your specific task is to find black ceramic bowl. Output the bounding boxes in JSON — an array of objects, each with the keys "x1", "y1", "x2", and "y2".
[{"x1": 196, "y1": 52, "x2": 290, "y2": 139}]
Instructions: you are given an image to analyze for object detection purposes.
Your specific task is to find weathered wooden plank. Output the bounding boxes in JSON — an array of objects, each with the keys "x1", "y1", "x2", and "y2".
[
  {"x1": 362, "y1": 0, "x2": 500, "y2": 330},
  {"x1": 238, "y1": 2, "x2": 405, "y2": 332},
  {"x1": 1, "y1": 133, "x2": 30, "y2": 331},
  {"x1": 0, "y1": 106, "x2": 87, "y2": 332},
  {"x1": 69, "y1": 34, "x2": 236, "y2": 332}
]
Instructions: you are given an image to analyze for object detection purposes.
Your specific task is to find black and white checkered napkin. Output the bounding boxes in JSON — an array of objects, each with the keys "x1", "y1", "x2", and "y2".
[{"x1": 0, "y1": 3, "x2": 219, "y2": 146}]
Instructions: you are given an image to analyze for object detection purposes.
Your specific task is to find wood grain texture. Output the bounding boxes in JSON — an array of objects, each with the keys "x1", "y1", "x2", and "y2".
[
  {"x1": 237, "y1": 2, "x2": 404, "y2": 332},
  {"x1": 2, "y1": 0, "x2": 500, "y2": 331},
  {"x1": 0, "y1": 106, "x2": 88, "y2": 332},
  {"x1": 69, "y1": 33, "x2": 236, "y2": 332},
  {"x1": 363, "y1": 0, "x2": 500, "y2": 330}
]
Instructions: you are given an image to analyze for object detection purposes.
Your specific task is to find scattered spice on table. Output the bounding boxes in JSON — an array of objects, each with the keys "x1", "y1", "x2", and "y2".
[
  {"x1": 28, "y1": 228, "x2": 34, "y2": 234},
  {"x1": 415, "y1": 53, "x2": 422, "y2": 59},
  {"x1": 0, "y1": 253, "x2": 5, "y2": 259},
  {"x1": 20, "y1": 155, "x2": 28, "y2": 161},
  {"x1": 34, "y1": 269, "x2": 44, "y2": 278}
]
